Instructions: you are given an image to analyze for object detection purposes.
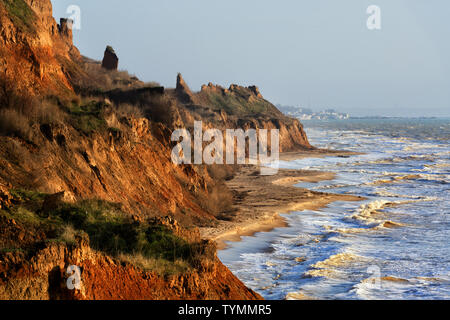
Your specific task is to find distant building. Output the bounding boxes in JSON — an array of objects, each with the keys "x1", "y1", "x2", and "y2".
[{"x1": 277, "y1": 105, "x2": 350, "y2": 120}]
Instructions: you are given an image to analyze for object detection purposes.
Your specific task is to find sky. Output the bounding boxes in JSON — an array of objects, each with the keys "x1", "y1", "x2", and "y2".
[{"x1": 52, "y1": 0, "x2": 450, "y2": 117}]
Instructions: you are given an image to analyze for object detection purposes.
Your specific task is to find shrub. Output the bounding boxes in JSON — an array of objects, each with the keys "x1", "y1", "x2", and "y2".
[
  {"x1": 117, "y1": 252, "x2": 190, "y2": 276},
  {"x1": 5, "y1": 193, "x2": 213, "y2": 275},
  {"x1": 9, "y1": 188, "x2": 47, "y2": 202},
  {"x1": 66, "y1": 100, "x2": 108, "y2": 135},
  {"x1": 115, "y1": 103, "x2": 144, "y2": 119},
  {"x1": 59, "y1": 224, "x2": 81, "y2": 246},
  {"x1": 75, "y1": 60, "x2": 149, "y2": 93},
  {"x1": 33, "y1": 102, "x2": 66, "y2": 125},
  {"x1": 142, "y1": 224, "x2": 192, "y2": 261},
  {"x1": 0, "y1": 108, "x2": 32, "y2": 140},
  {"x1": 136, "y1": 92, "x2": 175, "y2": 126},
  {"x1": 50, "y1": 201, "x2": 214, "y2": 270},
  {"x1": 207, "y1": 164, "x2": 236, "y2": 181},
  {"x1": 200, "y1": 183, "x2": 235, "y2": 220}
]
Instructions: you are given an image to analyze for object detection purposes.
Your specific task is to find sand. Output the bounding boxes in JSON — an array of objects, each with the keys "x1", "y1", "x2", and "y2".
[
  {"x1": 279, "y1": 149, "x2": 362, "y2": 161},
  {"x1": 200, "y1": 150, "x2": 365, "y2": 249}
]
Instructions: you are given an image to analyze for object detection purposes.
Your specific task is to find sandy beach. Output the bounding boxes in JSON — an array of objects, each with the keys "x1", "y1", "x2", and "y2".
[
  {"x1": 200, "y1": 150, "x2": 365, "y2": 249},
  {"x1": 279, "y1": 149, "x2": 362, "y2": 161}
]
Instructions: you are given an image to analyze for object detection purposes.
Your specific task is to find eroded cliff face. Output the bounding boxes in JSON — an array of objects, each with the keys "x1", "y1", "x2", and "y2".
[
  {"x1": 0, "y1": 244, "x2": 261, "y2": 300},
  {"x1": 0, "y1": 0, "x2": 81, "y2": 97},
  {"x1": 172, "y1": 75, "x2": 313, "y2": 152},
  {"x1": 0, "y1": 109, "x2": 214, "y2": 225},
  {"x1": 0, "y1": 216, "x2": 261, "y2": 300}
]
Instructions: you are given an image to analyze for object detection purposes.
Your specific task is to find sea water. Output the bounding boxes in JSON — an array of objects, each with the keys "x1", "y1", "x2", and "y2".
[{"x1": 218, "y1": 118, "x2": 450, "y2": 300}]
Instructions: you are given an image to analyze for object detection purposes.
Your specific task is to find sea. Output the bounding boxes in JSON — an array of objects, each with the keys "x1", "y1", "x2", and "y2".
[{"x1": 218, "y1": 118, "x2": 450, "y2": 300}]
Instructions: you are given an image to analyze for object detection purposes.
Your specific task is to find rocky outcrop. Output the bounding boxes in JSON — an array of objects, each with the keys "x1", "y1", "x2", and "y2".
[
  {"x1": 101, "y1": 46, "x2": 119, "y2": 70},
  {"x1": 58, "y1": 18, "x2": 73, "y2": 43},
  {"x1": 176, "y1": 73, "x2": 195, "y2": 104},
  {"x1": 0, "y1": 183, "x2": 12, "y2": 210},
  {"x1": 248, "y1": 85, "x2": 263, "y2": 98},
  {"x1": 199, "y1": 83, "x2": 276, "y2": 108},
  {"x1": 175, "y1": 82, "x2": 313, "y2": 151}
]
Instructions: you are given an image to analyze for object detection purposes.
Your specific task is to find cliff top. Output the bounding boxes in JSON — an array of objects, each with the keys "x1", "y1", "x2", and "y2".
[{"x1": 174, "y1": 73, "x2": 283, "y2": 117}]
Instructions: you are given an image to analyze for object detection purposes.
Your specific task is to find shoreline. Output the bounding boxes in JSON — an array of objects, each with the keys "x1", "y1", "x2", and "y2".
[
  {"x1": 200, "y1": 150, "x2": 365, "y2": 250},
  {"x1": 279, "y1": 149, "x2": 362, "y2": 161}
]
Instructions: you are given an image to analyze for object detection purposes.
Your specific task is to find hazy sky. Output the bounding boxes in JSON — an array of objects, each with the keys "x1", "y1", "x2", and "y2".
[{"x1": 52, "y1": 0, "x2": 450, "y2": 117}]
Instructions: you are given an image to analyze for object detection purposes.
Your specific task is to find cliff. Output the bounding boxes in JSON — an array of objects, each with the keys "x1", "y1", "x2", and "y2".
[
  {"x1": 0, "y1": 0, "x2": 311, "y2": 300},
  {"x1": 0, "y1": 242, "x2": 260, "y2": 300},
  {"x1": 0, "y1": 0, "x2": 83, "y2": 98},
  {"x1": 170, "y1": 75, "x2": 313, "y2": 152},
  {"x1": 0, "y1": 215, "x2": 260, "y2": 300}
]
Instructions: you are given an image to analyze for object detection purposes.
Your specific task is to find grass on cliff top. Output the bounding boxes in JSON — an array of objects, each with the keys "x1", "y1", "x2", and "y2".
[
  {"x1": 204, "y1": 88, "x2": 277, "y2": 116},
  {"x1": 65, "y1": 100, "x2": 108, "y2": 135},
  {"x1": 3, "y1": 0, "x2": 36, "y2": 33},
  {"x1": 2, "y1": 192, "x2": 213, "y2": 276}
]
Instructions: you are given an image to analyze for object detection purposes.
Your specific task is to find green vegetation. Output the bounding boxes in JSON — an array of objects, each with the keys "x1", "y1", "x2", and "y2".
[
  {"x1": 2, "y1": 193, "x2": 213, "y2": 275},
  {"x1": 0, "y1": 247, "x2": 24, "y2": 254},
  {"x1": 3, "y1": 0, "x2": 36, "y2": 33},
  {"x1": 9, "y1": 188, "x2": 46, "y2": 202},
  {"x1": 118, "y1": 252, "x2": 190, "y2": 276},
  {"x1": 205, "y1": 89, "x2": 275, "y2": 116},
  {"x1": 66, "y1": 101, "x2": 108, "y2": 135}
]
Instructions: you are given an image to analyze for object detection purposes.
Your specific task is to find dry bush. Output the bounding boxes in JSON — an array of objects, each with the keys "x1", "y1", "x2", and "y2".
[
  {"x1": 0, "y1": 87, "x2": 65, "y2": 140},
  {"x1": 76, "y1": 61, "x2": 147, "y2": 92},
  {"x1": 59, "y1": 224, "x2": 78, "y2": 245},
  {"x1": 115, "y1": 103, "x2": 144, "y2": 119},
  {"x1": 0, "y1": 80, "x2": 65, "y2": 142},
  {"x1": 2, "y1": 137, "x2": 30, "y2": 164},
  {"x1": 107, "y1": 90, "x2": 174, "y2": 125},
  {"x1": 117, "y1": 252, "x2": 190, "y2": 276},
  {"x1": 0, "y1": 108, "x2": 32, "y2": 140},
  {"x1": 32, "y1": 101, "x2": 66, "y2": 125},
  {"x1": 209, "y1": 183, "x2": 235, "y2": 218},
  {"x1": 206, "y1": 164, "x2": 236, "y2": 181},
  {"x1": 142, "y1": 95, "x2": 175, "y2": 126},
  {"x1": 0, "y1": 74, "x2": 35, "y2": 113},
  {"x1": 143, "y1": 81, "x2": 162, "y2": 88},
  {"x1": 198, "y1": 182, "x2": 235, "y2": 220},
  {"x1": 196, "y1": 165, "x2": 237, "y2": 219}
]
